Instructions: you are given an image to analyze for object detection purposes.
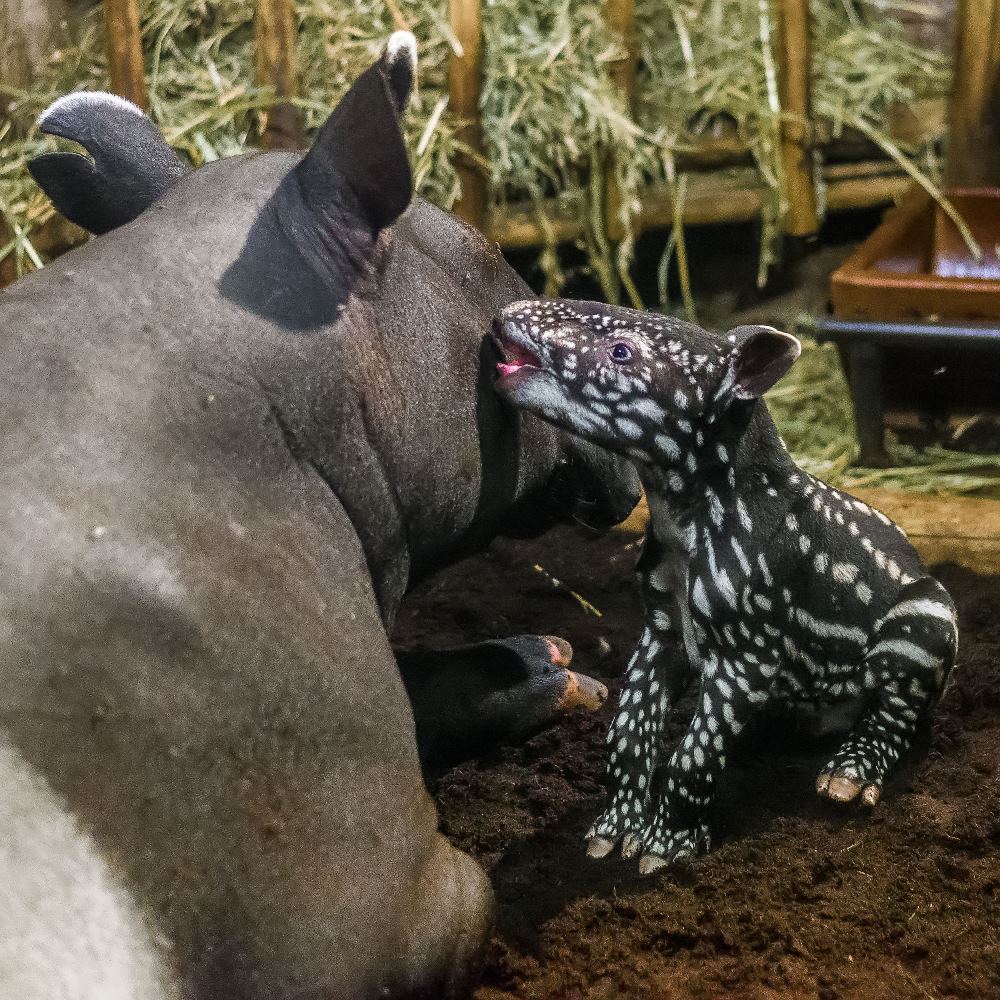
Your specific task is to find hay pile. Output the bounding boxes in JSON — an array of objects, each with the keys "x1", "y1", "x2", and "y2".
[{"x1": 1, "y1": 0, "x2": 950, "y2": 283}]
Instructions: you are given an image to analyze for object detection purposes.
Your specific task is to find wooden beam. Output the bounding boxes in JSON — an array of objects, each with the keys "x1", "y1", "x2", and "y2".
[
  {"x1": 448, "y1": 0, "x2": 487, "y2": 231},
  {"x1": 102, "y1": 0, "x2": 146, "y2": 109},
  {"x1": 255, "y1": 0, "x2": 304, "y2": 149},
  {"x1": 616, "y1": 488, "x2": 1000, "y2": 576},
  {"x1": 947, "y1": 0, "x2": 1000, "y2": 185},
  {"x1": 774, "y1": 0, "x2": 818, "y2": 237},
  {"x1": 603, "y1": 0, "x2": 637, "y2": 242},
  {"x1": 488, "y1": 160, "x2": 907, "y2": 250}
]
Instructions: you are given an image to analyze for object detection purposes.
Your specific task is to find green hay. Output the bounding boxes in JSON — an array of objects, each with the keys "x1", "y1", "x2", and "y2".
[{"x1": 633, "y1": 0, "x2": 953, "y2": 285}]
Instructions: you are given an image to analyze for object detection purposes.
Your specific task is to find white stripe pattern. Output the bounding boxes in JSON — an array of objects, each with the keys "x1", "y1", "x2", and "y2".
[
  {"x1": 876, "y1": 598, "x2": 955, "y2": 630},
  {"x1": 866, "y1": 638, "x2": 942, "y2": 670},
  {"x1": 795, "y1": 608, "x2": 868, "y2": 645}
]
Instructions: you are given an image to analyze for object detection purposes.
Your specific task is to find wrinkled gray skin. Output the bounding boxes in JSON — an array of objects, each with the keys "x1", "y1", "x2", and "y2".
[{"x1": 1, "y1": 37, "x2": 638, "y2": 1000}]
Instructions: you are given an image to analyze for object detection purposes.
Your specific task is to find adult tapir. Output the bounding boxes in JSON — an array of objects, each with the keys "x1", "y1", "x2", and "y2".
[{"x1": 1, "y1": 34, "x2": 639, "y2": 1000}]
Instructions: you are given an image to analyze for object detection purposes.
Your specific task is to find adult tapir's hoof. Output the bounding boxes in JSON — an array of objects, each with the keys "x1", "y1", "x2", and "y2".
[
  {"x1": 399, "y1": 634, "x2": 607, "y2": 776},
  {"x1": 540, "y1": 635, "x2": 608, "y2": 712}
]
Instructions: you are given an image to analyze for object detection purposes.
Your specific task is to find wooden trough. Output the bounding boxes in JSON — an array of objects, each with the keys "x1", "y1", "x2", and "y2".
[{"x1": 817, "y1": 0, "x2": 1000, "y2": 467}]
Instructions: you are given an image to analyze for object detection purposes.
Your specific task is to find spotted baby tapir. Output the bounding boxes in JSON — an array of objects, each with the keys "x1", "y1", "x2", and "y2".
[{"x1": 493, "y1": 298, "x2": 958, "y2": 875}]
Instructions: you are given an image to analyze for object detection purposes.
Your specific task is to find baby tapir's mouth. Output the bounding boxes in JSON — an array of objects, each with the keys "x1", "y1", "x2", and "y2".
[{"x1": 492, "y1": 318, "x2": 544, "y2": 388}]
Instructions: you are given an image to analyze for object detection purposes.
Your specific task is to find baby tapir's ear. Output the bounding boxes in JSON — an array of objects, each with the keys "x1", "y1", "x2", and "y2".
[
  {"x1": 28, "y1": 92, "x2": 190, "y2": 235},
  {"x1": 728, "y1": 325, "x2": 801, "y2": 399},
  {"x1": 294, "y1": 30, "x2": 417, "y2": 232}
]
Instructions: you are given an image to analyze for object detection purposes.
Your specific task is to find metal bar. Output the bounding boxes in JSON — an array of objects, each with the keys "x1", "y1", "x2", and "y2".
[{"x1": 813, "y1": 316, "x2": 1000, "y2": 350}]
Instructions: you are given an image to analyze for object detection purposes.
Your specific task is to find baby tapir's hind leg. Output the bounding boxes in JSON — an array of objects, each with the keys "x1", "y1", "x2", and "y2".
[
  {"x1": 817, "y1": 576, "x2": 958, "y2": 806},
  {"x1": 586, "y1": 523, "x2": 692, "y2": 860}
]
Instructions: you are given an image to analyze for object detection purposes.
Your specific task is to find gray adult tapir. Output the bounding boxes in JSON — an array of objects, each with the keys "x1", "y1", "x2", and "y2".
[{"x1": 1, "y1": 33, "x2": 639, "y2": 1000}]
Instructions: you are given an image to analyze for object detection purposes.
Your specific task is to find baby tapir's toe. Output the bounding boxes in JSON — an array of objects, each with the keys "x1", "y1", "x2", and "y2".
[{"x1": 816, "y1": 770, "x2": 881, "y2": 807}]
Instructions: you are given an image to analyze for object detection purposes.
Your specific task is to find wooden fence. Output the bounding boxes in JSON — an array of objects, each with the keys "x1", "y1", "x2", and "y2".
[{"x1": 85, "y1": 0, "x2": 961, "y2": 248}]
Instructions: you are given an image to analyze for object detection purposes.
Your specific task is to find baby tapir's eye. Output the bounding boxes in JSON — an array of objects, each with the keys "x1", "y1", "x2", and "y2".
[{"x1": 609, "y1": 342, "x2": 634, "y2": 364}]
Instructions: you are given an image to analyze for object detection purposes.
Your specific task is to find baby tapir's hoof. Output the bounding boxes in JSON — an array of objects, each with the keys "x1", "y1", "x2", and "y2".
[{"x1": 816, "y1": 771, "x2": 881, "y2": 807}]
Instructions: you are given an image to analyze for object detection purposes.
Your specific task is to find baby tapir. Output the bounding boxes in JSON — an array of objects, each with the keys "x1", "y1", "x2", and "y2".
[{"x1": 494, "y1": 299, "x2": 959, "y2": 874}]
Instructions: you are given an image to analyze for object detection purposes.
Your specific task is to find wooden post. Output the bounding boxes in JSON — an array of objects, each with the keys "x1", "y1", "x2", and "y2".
[
  {"x1": 774, "y1": 0, "x2": 818, "y2": 237},
  {"x1": 947, "y1": 0, "x2": 1000, "y2": 186},
  {"x1": 603, "y1": 0, "x2": 637, "y2": 242},
  {"x1": 255, "y1": 0, "x2": 304, "y2": 149},
  {"x1": 448, "y1": 0, "x2": 487, "y2": 232},
  {"x1": 102, "y1": 0, "x2": 146, "y2": 109}
]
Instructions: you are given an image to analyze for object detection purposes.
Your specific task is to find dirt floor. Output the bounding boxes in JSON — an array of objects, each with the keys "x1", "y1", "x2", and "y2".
[{"x1": 393, "y1": 524, "x2": 1000, "y2": 1000}]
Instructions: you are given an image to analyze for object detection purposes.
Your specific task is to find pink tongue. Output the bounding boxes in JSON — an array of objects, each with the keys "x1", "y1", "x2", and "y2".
[{"x1": 497, "y1": 361, "x2": 524, "y2": 377}]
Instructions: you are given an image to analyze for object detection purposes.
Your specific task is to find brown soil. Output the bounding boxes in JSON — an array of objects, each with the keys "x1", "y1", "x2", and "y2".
[{"x1": 394, "y1": 525, "x2": 1000, "y2": 1000}]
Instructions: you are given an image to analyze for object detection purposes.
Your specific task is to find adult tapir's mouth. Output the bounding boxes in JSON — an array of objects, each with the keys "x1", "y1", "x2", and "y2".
[{"x1": 492, "y1": 318, "x2": 543, "y2": 390}]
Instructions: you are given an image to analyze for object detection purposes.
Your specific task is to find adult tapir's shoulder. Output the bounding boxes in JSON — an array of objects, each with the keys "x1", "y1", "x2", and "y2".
[{"x1": 396, "y1": 196, "x2": 530, "y2": 308}]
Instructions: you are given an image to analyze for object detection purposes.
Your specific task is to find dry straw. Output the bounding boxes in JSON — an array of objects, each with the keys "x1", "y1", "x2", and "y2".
[{"x1": 1, "y1": 0, "x2": 951, "y2": 282}]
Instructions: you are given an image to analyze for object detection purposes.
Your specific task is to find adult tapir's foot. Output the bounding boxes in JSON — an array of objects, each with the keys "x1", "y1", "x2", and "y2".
[{"x1": 399, "y1": 635, "x2": 607, "y2": 777}]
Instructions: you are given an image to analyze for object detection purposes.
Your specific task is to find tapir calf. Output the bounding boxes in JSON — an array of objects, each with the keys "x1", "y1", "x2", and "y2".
[
  {"x1": 494, "y1": 298, "x2": 958, "y2": 874},
  {"x1": 0, "y1": 37, "x2": 638, "y2": 999}
]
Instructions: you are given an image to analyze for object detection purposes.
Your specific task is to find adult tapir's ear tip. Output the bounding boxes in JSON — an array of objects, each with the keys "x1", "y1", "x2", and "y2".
[
  {"x1": 297, "y1": 31, "x2": 415, "y2": 232},
  {"x1": 37, "y1": 90, "x2": 146, "y2": 136},
  {"x1": 730, "y1": 324, "x2": 801, "y2": 399},
  {"x1": 383, "y1": 31, "x2": 418, "y2": 114},
  {"x1": 385, "y1": 30, "x2": 418, "y2": 72}
]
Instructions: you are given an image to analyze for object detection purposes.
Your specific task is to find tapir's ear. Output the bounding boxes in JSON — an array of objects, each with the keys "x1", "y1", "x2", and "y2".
[
  {"x1": 28, "y1": 92, "x2": 190, "y2": 234},
  {"x1": 28, "y1": 152, "x2": 112, "y2": 234},
  {"x1": 295, "y1": 31, "x2": 416, "y2": 232},
  {"x1": 728, "y1": 325, "x2": 801, "y2": 399}
]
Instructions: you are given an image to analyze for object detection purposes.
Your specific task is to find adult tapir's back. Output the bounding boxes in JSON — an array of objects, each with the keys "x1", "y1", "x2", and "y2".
[{"x1": 0, "y1": 38, "x2": 528, "y2": 1000}]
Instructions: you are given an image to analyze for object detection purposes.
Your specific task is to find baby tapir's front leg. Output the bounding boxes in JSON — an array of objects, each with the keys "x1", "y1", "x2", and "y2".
[
  {"x1": 586, "y1": 520, "x2": 693, "y2": 860},
  {"x1": 637, "y1": 648, "x2": 780, "y2": 874}
]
